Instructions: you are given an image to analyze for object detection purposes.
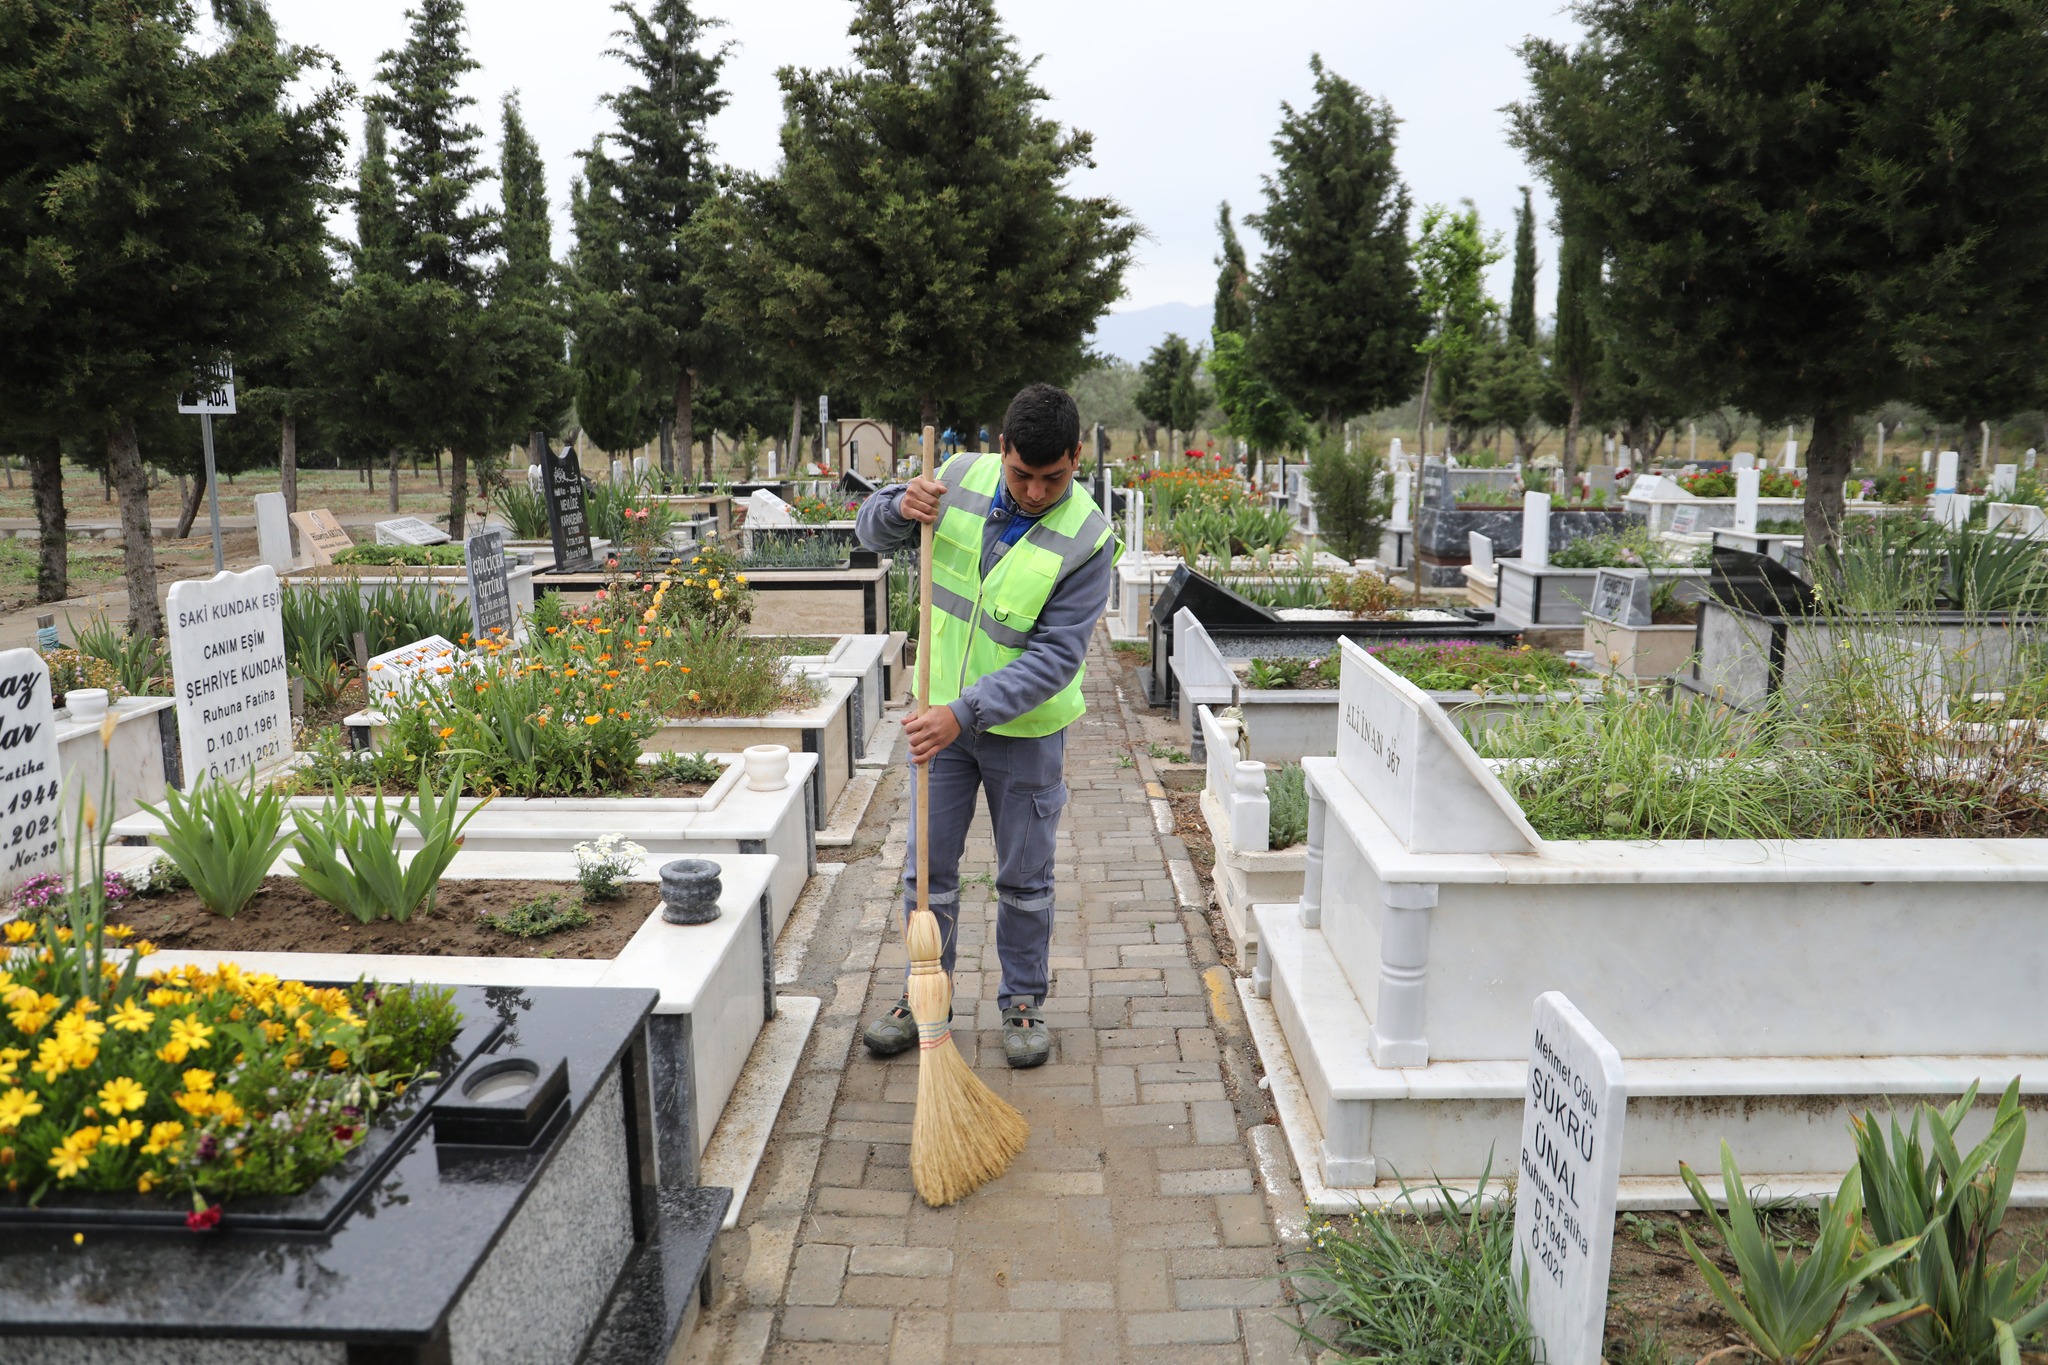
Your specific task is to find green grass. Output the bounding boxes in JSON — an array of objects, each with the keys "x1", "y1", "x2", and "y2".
[
  {"x1": 757, "y1": 636, "x2": 835, "y2": 656},
  {"x1": 1292, "y1": 1168, "x2": 1535, "y2": 1364},
  {"x1": 1148, "y1": 742, "x2": 1188, "y2": 763},
  {"x1": 1112, "y1": 639, "x2": 1151, "y2": 665}
]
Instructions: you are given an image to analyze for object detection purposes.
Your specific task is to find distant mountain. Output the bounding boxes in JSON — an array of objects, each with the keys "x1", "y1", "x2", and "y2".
[{"x1": 1087, "y1": 302, "x2": 1211, "y2": 365}]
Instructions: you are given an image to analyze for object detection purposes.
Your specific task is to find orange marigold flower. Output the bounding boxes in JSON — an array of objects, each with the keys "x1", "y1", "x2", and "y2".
[{"x1": 584, "y1": 714, "x2": 602, "y2": 726}]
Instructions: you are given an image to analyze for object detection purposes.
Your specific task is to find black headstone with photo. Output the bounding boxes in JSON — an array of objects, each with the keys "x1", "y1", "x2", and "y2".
[
  {"x1": 543, "y1": 446, "x2": 595, "y2": 572},
  {"x1": 465, "y1": 529, "x2": 514, "y2": 639}
]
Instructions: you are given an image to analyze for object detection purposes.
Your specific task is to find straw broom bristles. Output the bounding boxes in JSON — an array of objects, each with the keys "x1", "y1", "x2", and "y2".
[
  {"x1": 907, "y1": 907, "x2": 1028, "y2": 1206},
  {"x1": 905, "y1": 422, "x2": 1028, "y2": 1208}
]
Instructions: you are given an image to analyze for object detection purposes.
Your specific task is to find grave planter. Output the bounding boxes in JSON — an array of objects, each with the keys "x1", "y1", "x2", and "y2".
[
  {"x1": 1194, "y1": 705, "x2": 1306, "y2": 962},
  {"x1": 1494, "y1": 559, "x2": 1710, "y2": 628},
  {"x1": 646, "y1": 493, "x2": 734, "y2": 536},
  {"x1": 1583, "y1": 613, "x2": 1697, "y2": 681},
  {"x1": 283, "y1": 562, "x2": 538, "y2": 623},
  {"x1": 534, "y1": 560, "x2": 894, "y2": 640},
  {"x1": 1158, "y1": 613, "x2": 1523, "y2": 715},
  {"x1": 783, "y1": 633, "x2": 897, "y2": 761},
  {"x1": 744, "y1": 522, "x2": 860, "y2": 557},
  {"x1": 0, "y1": 983, "x2": 733, "y2": 1365},
  {"x1": 501, "y1": 536, "x2": 614, "y2": 572},
  {"x1": 114, "y1": 755, "x2": 819, "y2": 943},
  {"x1": 1248, "y1": 637, "x2": 2048, "y2": 1207},
  {"x1": 122, "y1": 849, "x2": 781, "y2": 1173},
  {"x1": 1415, "y1": 506, "x2": 1636, "y2": 589},
  {"x1": 55, "y1": 696, "x2": 173, "y2": 839},
  {"x1": 639, "y1": 677, "x2": 858, "y2": 832}
]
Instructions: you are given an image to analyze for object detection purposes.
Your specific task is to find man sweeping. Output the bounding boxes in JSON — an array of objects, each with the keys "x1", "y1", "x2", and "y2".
[{"x1": 855, "y1": 383, "x2": 1116, "y2": 1070}]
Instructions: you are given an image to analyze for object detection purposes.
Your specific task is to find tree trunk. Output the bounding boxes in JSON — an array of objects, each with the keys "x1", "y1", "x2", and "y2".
[
  {"x1": 675, "y1": 369, "x2": 696, "y2": 485},
  {"x1": 388, "y1": 447, "x2": 400, "y2": 514},
  {"x1": 700, "y1": 433, "x2": 712, "y2": 479},
  {"x1": 921, "y1": 394, "x2": 938, "y2": 438},
  {"x1": 280, "y1": 413, "x2": 299, "y2": 513},
  {"x1": 106, "y1": 417, "x2": 163, "y2": 638},
  {"x1": 448, "y1": 446, "x2": 468, "y2": 538},
  {"x1": 174, "y1": 470, "x2": 205, "y2": 539},
  {"x1": 1805, "y1": 407, "x2": 1854, "y2": 557},
  {"x1": 29, "y1": 437, "x2": 66, "y2": 603},
  {"x1": 1562, "y1": 390, "x2": 1583, "y2": 485},
  {"x1": 1414, "y1": 360, "x2": 1436, "y2": 458},
  {"x1": 659, "y1": 417, "x2": 674, "y2": 479}
]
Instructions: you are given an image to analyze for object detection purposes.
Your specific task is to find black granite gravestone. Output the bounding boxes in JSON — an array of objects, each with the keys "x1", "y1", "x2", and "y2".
[
  {"x1": 465, "y1": 528, "x2": 514, "y2": 639},
  {"x1": 1146, "y1": 565, "x2": 1277, "y2": 708},
  {"x1": 544, "y1": 446, "x2": 596, "y2": 572}
]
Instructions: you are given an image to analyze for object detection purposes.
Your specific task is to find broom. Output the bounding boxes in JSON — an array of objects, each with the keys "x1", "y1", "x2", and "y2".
[{"x1": 907, "y1": 422, "x2": 1029, "y2": 1207}]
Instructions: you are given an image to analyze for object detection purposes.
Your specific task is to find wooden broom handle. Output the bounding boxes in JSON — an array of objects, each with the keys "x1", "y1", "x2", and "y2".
[{"x1": 914, "y1": 425, "x2": 937, "y2": 919}]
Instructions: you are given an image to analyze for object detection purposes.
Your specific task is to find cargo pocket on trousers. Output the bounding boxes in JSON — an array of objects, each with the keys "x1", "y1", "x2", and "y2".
[{"x1": 1028, "y1": 780, "x2": 1069, "y2": 820}]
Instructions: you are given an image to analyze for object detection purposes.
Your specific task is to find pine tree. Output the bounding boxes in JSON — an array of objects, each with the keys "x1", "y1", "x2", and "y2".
[
  {"x1": 493, "y1": 94, "x2": 569, "y2": 461},
  {"x1": 695, "y1": 0, "x2": 1136, "y2": 429},
  {"x1": 1135, "y1": 335, "x2": 1195, "y2": 451},
  {"x1": 1507, "y1": 187, "x2": 1537, "y2": 349},
  {"x1": 368, "y1": 0, "x2": 499, "y2": 535},
  {"x1": 1247, "y1": 56, "x2": 1426, "y2": 430},
  {"x1": 1213, "y1": 203, "x2": 1252, "y2": 337},
  {"x1": 0, "y1": 0, "x2": 345, "y2": 634},
  {"x1": 572, "y1": 0, "x2": 730, "y2": 481},
  {"x1": 1515, "y1": 0, "x2": 2048, "y2": 546}
]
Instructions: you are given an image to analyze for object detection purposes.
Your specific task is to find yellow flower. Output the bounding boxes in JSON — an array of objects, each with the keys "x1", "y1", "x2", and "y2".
[
  {"x1": 0, "y1": 1088, "x2": 43, "y2": 1132},
  {"x1": 584, "y1": 715, "x2": 601, "y2": 726},
  {"x1": 438, "y1": 727, "x2": 456, "y2": 739},
  {"x1": 329, "y1": 1048, "x2": 350, "y2": 1070},
  {"x1": 97, "y1": 1076, "x2": 147, "y2": 1115},
  {"x1": 8, "y1": 1007, "x2": 50, "y2": 1036},
  {"x1": 3, "y1": 922, "x2": 34, "y2": 944},
  {"x1": 260, "y1": 1020, "x2": 287, "y2": 1043},
  {"x1": 181, "y1": 1068, "x2": 215, "y2": 1095},
  {"x1": 212, "y1": 1096, "x2": 245, "y2": 1126},
  {"x1": 141, "y1": 1121, "x2": 184, "y2": 1156},
  {"x1": 176, "y1": 1090, "x2": 215, "y2": 1118},
  {"x1": 168, "y1": 1017, "x2": 213, "y2": 1054},
  {"x1": 105, "y1": 1117, "x2": 144, "y2": 1146},
  {"x1": 155, "y1": 1039, "x2": 189, "y2": 1065},
  {"x1": 47, "y1": 1132, "x2": 95, "y2": 1180},
  {"x1": 136, "y1": 1172, "x2": 157, "y2": 1194}
]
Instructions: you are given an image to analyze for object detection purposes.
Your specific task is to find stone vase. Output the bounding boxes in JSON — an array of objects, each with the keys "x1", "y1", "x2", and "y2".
[
  {"x1": 743, "y1": 743, "x2": 791, "y2": 792},
  {"x1": 659, "y1": 858, "x2": 722, "y2": 925},
  {"x1": 65, "y1": 689, "x2": 109, "y2": 721}
]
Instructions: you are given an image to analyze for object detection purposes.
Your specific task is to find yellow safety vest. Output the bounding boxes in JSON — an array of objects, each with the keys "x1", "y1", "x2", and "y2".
[{"x1": 925, "y1": 452, "x2": 1116, "y2": 737}]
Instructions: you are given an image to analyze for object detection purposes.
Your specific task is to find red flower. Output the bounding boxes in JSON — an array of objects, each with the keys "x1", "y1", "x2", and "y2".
[
  {"x1": 332, "y1": 1124, "x2": 358, "y2": 1143},
  {"x1": 186, "y1": 1203, "x2": 223, "y2": 1232}
]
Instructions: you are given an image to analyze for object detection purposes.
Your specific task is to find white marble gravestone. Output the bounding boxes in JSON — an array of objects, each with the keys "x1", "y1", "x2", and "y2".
[
  {"x1": 747, "y1": 489, "x2": 796, "y2": 528},
  {"x1": 1388, "y1": 471, "x2": 1413, "y2": 530},
  {"x1": 1334, "y1": 639, "x2": 1537, "y2": 857},
  {"x1": 290, "y1": 508, "x2": 352, "y2": 564},
  {"x1": 1993, "y1": 464, "x2": 2018, "y2": 497},
  {"x1": 1936, "y1": 450, "x2": 1960, "y2": 495},
  {"x1": 1731, "y1": 451, "x2": 1755, "y2": 470},
  {"x1": 374, "y1": 516, "x2": 450, "y2": 546},
  {"x1": 254, "y1": 493, "x2": 293, "y2": 572},
  {"x1": 1668, "y1": 505, "x2": 1701, "y2": 536},
  {"x1": 1587, "y1": 465, "x2": 1617, "y2": 499},
  {"x1": 1521, "y1": 491, "x2": 1549, "y2": 567},
  {"x1": 632, "y1": 455, "x2": 650, "y2": 483},
  {"x1": 167, "y1": 566, "x2": 291, "y2": 785},
  {"x1": 1734, "y1": 467, "x2": 1760, "y2": 533},
  {"x1": 1467, "y1": 532, "x2": 1495, "y2": 575},
  {"x1": 1512, "y1": 992, "x2": 1627, "y2": 1365},
  {"x1": 0, "y1": 649, "x2": 63, "y2": 896}
]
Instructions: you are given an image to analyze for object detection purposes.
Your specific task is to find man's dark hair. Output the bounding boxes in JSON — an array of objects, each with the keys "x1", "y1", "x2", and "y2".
[{"x1": 1001, "y1": 383, "x2": 1081, "y2": 466}]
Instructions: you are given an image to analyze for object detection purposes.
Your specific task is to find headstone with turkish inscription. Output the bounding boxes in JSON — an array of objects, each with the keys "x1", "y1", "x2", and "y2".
[
  {"x1": 167, "y1": 566, "x2": 292, "y2": 785},
  {"x1": 374, "y1": 516, "x2": 450, "y2": 546},
  {"x1": 1420, "y1": 459, "x2": 1452, "y2": 509},
  {"x1": 1668, "y1": 505, "x2": 1702, "y2": 536},
  {"x1": 1588, "y1": 569, "x2": 1651, "y2": 627},
  {"x1": 0, "y1": 649, "x2": 64, "y2": 896},
  {"x1": 464, "y1": 530, "x2": 514, "y2": 640},
  {"x1": 1512, "y1": 992, "x2": 1628, "y2": 1365},
  {"x1": 543, "y1": 446, "x2": 596, "y2": 571},
  {"x1": 290, "y1": 508, "x2": 354, "y2": 564}
]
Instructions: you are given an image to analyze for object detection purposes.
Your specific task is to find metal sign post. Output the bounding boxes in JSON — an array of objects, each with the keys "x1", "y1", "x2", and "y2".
[{"x1": 177, "y1": 358, "x2": 236, "y2": 573}]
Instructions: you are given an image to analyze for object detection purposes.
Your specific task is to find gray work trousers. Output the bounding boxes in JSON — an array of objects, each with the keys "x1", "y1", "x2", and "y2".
[{"x1": 902, "y1": 725, "x2": 1068, "y2": 1009}]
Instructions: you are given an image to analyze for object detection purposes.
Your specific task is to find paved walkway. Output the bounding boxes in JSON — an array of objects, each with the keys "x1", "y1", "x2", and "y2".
[{"x1": 691, "y1": 628, "x2": 1312, "y2": 1363}]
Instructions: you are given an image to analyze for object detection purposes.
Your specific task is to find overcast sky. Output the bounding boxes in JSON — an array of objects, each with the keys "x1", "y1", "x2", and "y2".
[{"x1": 266, "y1": 0, "x2": 1583, "y2": 319}]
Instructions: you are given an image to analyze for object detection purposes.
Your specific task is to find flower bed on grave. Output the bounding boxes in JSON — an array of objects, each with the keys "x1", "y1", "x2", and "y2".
[{"x1": 1247, "y1": 630, "x2": 2048, "y2": 1208}]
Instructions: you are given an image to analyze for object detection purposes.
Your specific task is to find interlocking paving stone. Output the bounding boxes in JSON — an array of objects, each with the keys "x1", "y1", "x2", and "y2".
[{"x1": 723, "y1": 631, "x2": 1294, "y2": 1362}]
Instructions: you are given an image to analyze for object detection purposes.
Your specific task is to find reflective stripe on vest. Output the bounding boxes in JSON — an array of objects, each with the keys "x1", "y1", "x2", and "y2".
[{"x1": 924, "y1": 452, "x2": 1115, "y2": 737}]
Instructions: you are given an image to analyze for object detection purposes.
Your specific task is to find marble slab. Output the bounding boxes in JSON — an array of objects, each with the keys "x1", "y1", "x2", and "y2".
[
  {"x1": 166, "y1": 566, "x2": 292, "y2": 785},
  {"x1": 0, "y1": 649, "x2": 62, "y2": 897}
]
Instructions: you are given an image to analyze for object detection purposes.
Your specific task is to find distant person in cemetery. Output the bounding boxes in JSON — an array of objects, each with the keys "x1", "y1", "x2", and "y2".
[{"x1": 854, "y1": 383, "x2": 1117, "y2": 1069}]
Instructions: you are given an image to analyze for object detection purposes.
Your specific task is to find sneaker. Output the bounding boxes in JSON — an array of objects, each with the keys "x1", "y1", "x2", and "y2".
[
  {"x1": 862, "y1": 993, "x2": 953, "y2": 1057},
  {"x1": 1002, "y1": 1004, "x2": 1050, "y2": 1069}
]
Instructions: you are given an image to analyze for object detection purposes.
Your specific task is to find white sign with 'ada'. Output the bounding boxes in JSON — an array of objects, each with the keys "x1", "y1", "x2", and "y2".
[
  {"x1": 1512, "y1": 992, "x2": 1627, "y2": 1365},
  {"x1": 0, "y1": 649, "x2": 62, "y2": 895}
]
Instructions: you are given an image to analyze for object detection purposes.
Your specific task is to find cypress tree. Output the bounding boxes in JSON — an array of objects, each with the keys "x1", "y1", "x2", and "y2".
[
  {"x1": 572, "y1": 0, "x2": 730, "y2": 481},
  {"x1": 493, "y1": 94, "x2": 569, "y2": 458},
  {"x1": 1247, "y1": 56, "x2": 1426, "y2": 430},
  {"x1": 1507, "y1": 186, "x2": 1537, "y2": 349},
  {"x1": 368, "y1": 0, "x2": 498, "y2": 535},
  {"x1": 695, "y1": 0, "x2": 1136, "y2": 429},
  {"x1": 1135, "y1": 334, "x2": 1194, "y2": 451},
  {"x1": 1550, "y1": 221, "x2": 1600, "y2": 482},
  {"x1": 1213, "y1": 203, "x2": 1252, "y2": 337}
]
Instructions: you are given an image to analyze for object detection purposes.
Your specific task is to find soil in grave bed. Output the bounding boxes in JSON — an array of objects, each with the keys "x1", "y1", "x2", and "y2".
[{"x1": 112, "y1": 878, "x2": 656, "y2": 959}]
